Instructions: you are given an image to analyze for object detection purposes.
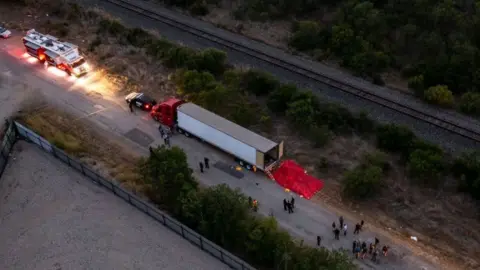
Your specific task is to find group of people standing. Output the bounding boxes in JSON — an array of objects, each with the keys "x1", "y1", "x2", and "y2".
[
  {"x1": 352, "y1": 238, "x2": 389, "y2": 262},
  {"x1": 323, "y1": 216, "x2": 390, "y2": 263},
  {"x1": 283, "y1": 196, "x2": 295, "y2": 213}
]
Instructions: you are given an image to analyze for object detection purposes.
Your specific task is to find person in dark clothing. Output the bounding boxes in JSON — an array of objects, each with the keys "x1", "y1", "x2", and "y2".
[
  {"x1": 317, "y1": 235, "x2": 321, "y2": 247},
  {"x1": 199, "y1": 162, "x2": 204, "y2": 173},
  {"x1": 352, "y1": 240, "x2": 357, "y2": 254},
  {"x1": 375, "y1": 237, "x2": 380, "y2": 246},
  {"x1": 332, "y1": 222, "x2": 336, "y2": 229},
  {"x1": 204, "y1": 157, "x2": 209, "y2": 169},
  {"x1": 339, "y1": 216, "x2": 344, "y2": 228},
  {"x1": 372, "y1": 249, "x2": 379, "y2": 262},
  {"x1": 287, "y1": 202, "x2": 293, "y2": 213},
  {"x1": 159, "y1": 127, "x2": 164, "y2": 137},
  {"x1": 354, "y1": 223, "x2": 361, "y2": 234},
  {"x1": 129, "y1": 100, "x2": 134, "y2": 113},
  {"x1": 369, "y1": 243, "x2": 374, "y2": 254},
  {"x1": 360, "y1": 220, "x2": 365, "y2": 230},
  {"x1": 334, "y1": 228, "x2": 340, "y2": 240},
  {"x1": 361, "y1": 242, "x2": 367, "y2": 257},
  {"x1": 290, "y1": 196, "x2": 295, "y2": 208},
  {"x1": 283, "y1": 199, "x2": 288, "y2": 211}
]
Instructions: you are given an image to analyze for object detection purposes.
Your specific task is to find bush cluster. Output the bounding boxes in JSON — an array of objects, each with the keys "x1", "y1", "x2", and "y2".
[
  {"x1": 232, "y1": 0, "x2": 480, "y2": 113},
  {"x1": 140, "y1": 146, "x2": 356, "y2": 270}
]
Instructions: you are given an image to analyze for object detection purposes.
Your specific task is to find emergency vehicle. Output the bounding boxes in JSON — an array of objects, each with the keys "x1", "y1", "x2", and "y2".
[{"x1": 22, "y1": 29, "x2": 90, "y2": 76}]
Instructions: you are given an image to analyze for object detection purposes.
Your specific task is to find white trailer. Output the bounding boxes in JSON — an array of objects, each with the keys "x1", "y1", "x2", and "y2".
[{"x1": 176, "y1": 103, "x2": 284, "y2": 171}]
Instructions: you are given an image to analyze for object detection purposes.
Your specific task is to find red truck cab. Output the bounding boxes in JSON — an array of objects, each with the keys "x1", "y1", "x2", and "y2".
[{"x1": 150, "y1": 98, "x2": 185, "y2": 127}]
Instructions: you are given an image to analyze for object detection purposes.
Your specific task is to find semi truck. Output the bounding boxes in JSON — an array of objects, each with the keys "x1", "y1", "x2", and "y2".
[
  {"x1": 22, "y1": 29, "x2": 90, "y2": 77},
  {"x1": 151, "y1": 98, "x2": 284, "y2": 172}
]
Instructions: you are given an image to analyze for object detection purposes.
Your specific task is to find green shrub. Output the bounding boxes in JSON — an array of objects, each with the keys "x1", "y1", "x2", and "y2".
[
  {"x1": 364, "y1": 152, "x2": 390, "y2": 173},
  {"x1": 177, "y1": 70, "x2": 217, "y2": 97},
  {"x1": 241, "y1": 70, "x2": 279, "y2": 96},
  {"x1": 146, "y1": 39, "x2": 176, "y2": 59},
  {"x1": 376, "y1": 124, "x2": 416, "y2": 154},
  {"x1": 163, "y1": 46, "x2": 197, "y2": 68},
  {"x1": 354, "y1": 111, "x2": 375, "y2": 134},
  {"x1": 289, "y1": 21, "x2": 323, "y2": 51},
  {"x1": 98, "y1": 18, "x2": 127, "y2": 36},
  {"x1": 189, "y1": 0, "x2": 209, "y2": 16},
  {"x1": 408, "y1": 74, "x2": 425, "y2": 96},
  {"x1": 139, "y1": 145, "x2": 198, "y2": 215},
  {"x1": 126, "y1": 28, "x2": 154, "y2": 47},
  {"x1": 315, "y1": 103, "x2": 355, "y2": 133},
  {"x1": 423, "y1": 85, "x2": 454, "y2": 107},
  {"x1": 407, "y1": 149, "x2": 444, "y2": 186},
  {"x1": 286, "y1": 97, "x2": 317, "y2": 127},
  {"x1": 229, "y1": 102, "x2": 258, "y2": 127},
  {"x1": 452, "y1": 152, "x2": 480, "y2": 199},
  {"x1": 267, "y1": 83, "x2": 298, "y2": 113},
  {"x1": 342, "y1": 164, "x2": 383, "y2": 200},
  {"x1": 459, "y1": 91, "x2": 480, "y2": 115},
  {"x1": 193, "y1": 48, "x2": 227, "y2": 75}
]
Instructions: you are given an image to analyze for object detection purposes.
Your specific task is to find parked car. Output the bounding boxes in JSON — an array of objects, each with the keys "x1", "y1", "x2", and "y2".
[
  {"x1": 125, "y1": 92, "x2": 157, "y2": 111},
  {"x1": 0, "y1": 26, "x2": 11, "y2": 38}
]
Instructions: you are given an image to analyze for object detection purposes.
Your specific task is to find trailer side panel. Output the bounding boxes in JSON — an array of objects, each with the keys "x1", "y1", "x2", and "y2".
[{"x1": 177, "y1": 111, "x2": 257, "y2": 166}]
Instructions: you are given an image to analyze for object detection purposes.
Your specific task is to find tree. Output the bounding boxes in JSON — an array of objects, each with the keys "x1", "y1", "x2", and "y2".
[
  {"x1": 196, "y1": 184, "x2": 251, "y2": 250},
  {"x1": 139, "y1": 145, "x2": 198, "y2": 214},
  {"x1": 453, "y1": 152, "x2": 480, "y2": 199},
  {"x1": 193, "y1": 48, "x2": 227, "y2": 75},
  {"x1": 376, "y1": 124, "x2": 416, "y2": 154},
  {"x1": 176, "y1": 70, "x2": 217, "y2": 100},
  {"x1": 423, "y1": 85, "x2": 454, "y2": 107},
  {"x1": 286, "y1": 97, "x2": 317, "y2": 127},
  {"x1": 408, "y1": 74, "x2": 425, "y2": 96},
  {"x1": 241, "y1": 70, "x2": 279, "y2": 96},
  {"x1": 342, "y1": 165, "x2": 383, "y2": 199},
  {"x1": 267, "y1": 83, "x2": 298, "y2": 113},
  {"x1": 459, "y1": 92, "x2": 480, "y2": 115},
  {"x1": 163, "y1": 46, "x2": 198, "y2": 68},
  {"x1": 289, "y1": 21, "x2": 323, "y2": 51},
  {"x1": 407, "y1": 149, "x2": 444, "y2": 186},
  {"x1": 245, "y1": 217, "x2": 295, "y2": 267}
]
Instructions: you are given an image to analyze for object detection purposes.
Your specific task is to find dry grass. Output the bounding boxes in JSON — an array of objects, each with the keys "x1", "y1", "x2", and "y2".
[
  {"x1": 2, "y1": 1, "x2": 479, "y2": 269},
  {"x1": 14, "y1": 103, "x2": 146, "y2": 195}
]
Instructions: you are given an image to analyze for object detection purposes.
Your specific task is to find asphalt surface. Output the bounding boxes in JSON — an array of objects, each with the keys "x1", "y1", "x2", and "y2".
[
  {"x1": 79, "y1": 0, "x2": 480, "y2": 154},
  {"x1": 0, "y1": 35, "x2": 441, "y2": 269},
  {"x1": 0, "y1": 142, "x2": 231, "y2": 270}
]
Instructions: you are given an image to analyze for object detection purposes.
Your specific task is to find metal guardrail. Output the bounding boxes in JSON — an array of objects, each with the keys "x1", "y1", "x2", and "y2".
[
  {"x1": 0, "y1": 121, "x2": 17, "y2": 178},
  {"x1": 102, "y1": 0, "x2": 480, "y2": 143},
  {"x1": 12, "y1": 121, "x2": 255, "y2": 270}
]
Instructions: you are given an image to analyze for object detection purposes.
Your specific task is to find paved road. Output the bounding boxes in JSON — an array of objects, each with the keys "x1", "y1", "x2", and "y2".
[
  {"x1": 0, "y1": 142, "x2": 231, "y2": 270},
  {"x1": 78, "y1": 0, "x2": 480, "y2": 154},
  {"x1": 0, "y1": 35, "x2": 441, "y2": 270}
]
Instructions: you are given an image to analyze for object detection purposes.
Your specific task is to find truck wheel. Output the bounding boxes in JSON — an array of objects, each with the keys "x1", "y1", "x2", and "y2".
[
  {"x1": 239, "y1": 160, "x2": 244, "y2": 166},
  {"x1": 246, "y1": 164, "x2": 252, "y2": 171},
  {"x1": 184, "y1": 131, "x2": 190, "y2": 137},
  {"x1": 153, "y1": 115, "x2": 158, "y2": 121},
  {"x1": 177, "y1": 127, "x2": 183, "y2": 134}
]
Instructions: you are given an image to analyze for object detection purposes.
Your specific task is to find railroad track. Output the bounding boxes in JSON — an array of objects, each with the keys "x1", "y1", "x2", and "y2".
[{"x1": 103, "y1": 0, "x2": 480, "y2": 143}]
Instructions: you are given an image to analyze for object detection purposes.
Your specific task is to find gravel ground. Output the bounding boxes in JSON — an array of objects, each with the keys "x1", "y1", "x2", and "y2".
[{"x1": 0, "y1": 141, "x2": 230, "y2": 270}]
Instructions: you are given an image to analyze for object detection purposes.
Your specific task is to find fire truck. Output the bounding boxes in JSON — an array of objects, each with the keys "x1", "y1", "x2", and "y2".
[{"x1": 22, "y1": 29, "x2": 90, "y2": 77}]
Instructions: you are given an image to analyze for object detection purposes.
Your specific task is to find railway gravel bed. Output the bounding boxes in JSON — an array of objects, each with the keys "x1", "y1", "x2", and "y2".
[{"x1": 0, "y1": 141, "x2": 230, "y2": 270}]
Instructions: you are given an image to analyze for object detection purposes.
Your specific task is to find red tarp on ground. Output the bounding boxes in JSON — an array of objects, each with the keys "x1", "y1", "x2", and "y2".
[{"x1": 272, "y1": 160, "x2": 324, "y2": 200}]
